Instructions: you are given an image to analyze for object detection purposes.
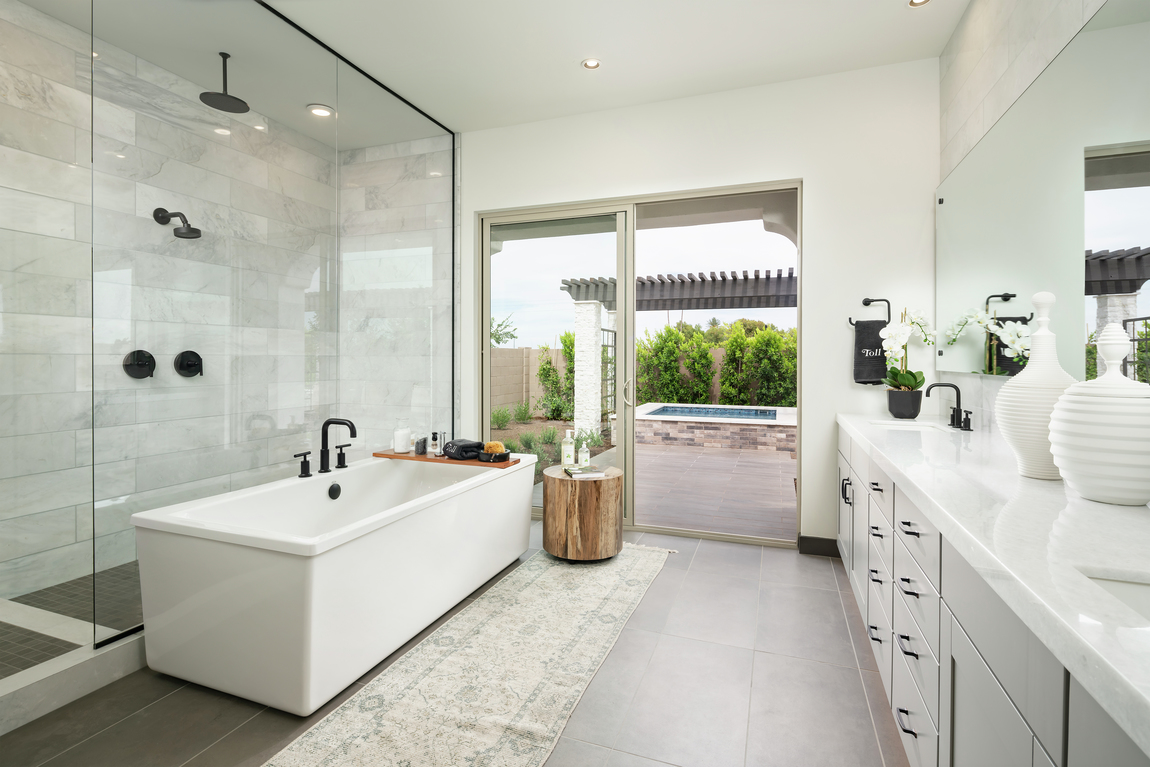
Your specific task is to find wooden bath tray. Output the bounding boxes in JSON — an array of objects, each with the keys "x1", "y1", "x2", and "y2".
[{"x1": 372, "y1": 449, "x2": 521, "y2": 469}]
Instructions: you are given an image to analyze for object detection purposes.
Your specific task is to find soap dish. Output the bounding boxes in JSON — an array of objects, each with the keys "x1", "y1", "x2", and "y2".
[{"x1": 478, "y1": 451, "x2": 510, "y2": 463}]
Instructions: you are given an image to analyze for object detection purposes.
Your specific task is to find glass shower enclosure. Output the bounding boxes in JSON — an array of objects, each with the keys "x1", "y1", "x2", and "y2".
[{"x1": 0, "y1": 0, "x2": 455, "y2": 710}]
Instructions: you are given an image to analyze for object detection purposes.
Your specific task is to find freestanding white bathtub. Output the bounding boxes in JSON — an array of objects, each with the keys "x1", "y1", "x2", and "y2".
[{"x1": 130, "y1": 454, "x2": 536, "y2": 715}]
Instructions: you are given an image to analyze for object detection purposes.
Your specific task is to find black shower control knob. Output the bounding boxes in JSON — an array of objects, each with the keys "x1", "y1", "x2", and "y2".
[
  {"x1": 123, "y1": 350, "x2": 156, "y2": 379},
  {"x1": 174, "y1": 350, "x2": 203, "y2": 377}
]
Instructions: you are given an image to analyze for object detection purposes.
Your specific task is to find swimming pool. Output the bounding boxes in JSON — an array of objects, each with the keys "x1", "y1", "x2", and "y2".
[{"x1": 647, "y1": 405, "x2": 777, "y2": 421}]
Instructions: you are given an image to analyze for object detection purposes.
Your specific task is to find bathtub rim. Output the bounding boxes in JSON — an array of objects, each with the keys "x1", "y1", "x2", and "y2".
[{"x1": 130, "y1": 453, "x2": 537, "y2": 557}]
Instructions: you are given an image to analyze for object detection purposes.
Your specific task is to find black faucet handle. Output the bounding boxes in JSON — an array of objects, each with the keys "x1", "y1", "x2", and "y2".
[
  {"x1": 961, "y1": 410, "x2": 973, "y2": 431},
  {"x1": 295, "y1": 451, "x2": 312, "y2": 478},
  {"x1": 335, "y1": 444, "x2": 350, "y2": 469},
  {"x1": 949, "y1": 405, "x2": 960, "y2": 428}
]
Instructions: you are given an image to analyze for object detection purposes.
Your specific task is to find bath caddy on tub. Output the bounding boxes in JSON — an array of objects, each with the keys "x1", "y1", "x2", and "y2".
[{"x1": 372, "y1": 449, "x2": 521, "y2": 468}]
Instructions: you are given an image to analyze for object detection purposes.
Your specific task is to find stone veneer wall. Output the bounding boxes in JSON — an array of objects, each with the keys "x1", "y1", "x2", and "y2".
[
  {"x1": 0, "y1": 0, "x2": 340, "y2": 597},
  {"x1": 338, "y1": 136, "x2": 454, "y2": 454},
  {"x1": 636, "y1": 420, "x2": 796, "y2": 455}
]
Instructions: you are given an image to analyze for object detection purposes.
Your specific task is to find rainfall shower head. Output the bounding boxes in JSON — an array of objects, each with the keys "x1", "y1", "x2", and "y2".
[
  {"x1": 153, "y1": 208, "x2": 201, "y2": 239},
  {"x1": 200, "y1": 52, "x2": 249, "y2": 114}
]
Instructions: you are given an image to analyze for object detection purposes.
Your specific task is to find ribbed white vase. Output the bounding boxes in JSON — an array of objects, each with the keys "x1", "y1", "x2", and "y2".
[
  {"x1": 1049, "y1": 323, "x2": 1150, "y2": 505},
  {"x1": 994, "y1": 292, "x2": 1076, "y2": 480}
]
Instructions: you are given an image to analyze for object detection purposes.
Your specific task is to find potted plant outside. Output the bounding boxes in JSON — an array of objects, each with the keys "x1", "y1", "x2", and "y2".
[{"x1": 880, "y1": 309, "x2": 935, "y2": 419}]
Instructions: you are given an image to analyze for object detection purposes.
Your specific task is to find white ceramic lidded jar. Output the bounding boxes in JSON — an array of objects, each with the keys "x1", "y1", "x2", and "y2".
[
  {"x1": 994, "y1": 292, "x2": 1076, "y2": 480},
  {"x1": 1049, "y1": 323, "x2": 1150, "y2": 506}
]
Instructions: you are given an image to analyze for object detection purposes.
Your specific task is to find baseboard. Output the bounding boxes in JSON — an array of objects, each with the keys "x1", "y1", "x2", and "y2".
[
  {"x1": 798, "y1": 536, "x2": 840, "y2": 558},
  {"x1": 0, "y1": 632, "x2": 146, "y2": 737}
]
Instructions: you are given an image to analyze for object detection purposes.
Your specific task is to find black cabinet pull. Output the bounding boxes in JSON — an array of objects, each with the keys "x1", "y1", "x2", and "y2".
[
  {"x1": 869, "y1": 482, "x2": 884, "y2": 493},
  {"x1": 896, "y1": 633, "x2": 919, "y2": 659},
  {"x1": 898, "y1": 577, "x2": 920, "y2": 598},
  {"x1": 895, "y1": 707, "x2": 918, "y2": 738},
  {"x1": 841, "y1": 478, "x2": 852, "y2": 505},
  {"x1": 869, "y1": 568, "x2": 883, "y2": 584},
  {"x1": 867, "y1": 625, "x2": 883, "y2": 644},
  {"x1": 870, "y1": 525, "x2": 884, "y2": 539},
  {"x1": 899, "y1": 520, "x2": 921, "y2": 537}
]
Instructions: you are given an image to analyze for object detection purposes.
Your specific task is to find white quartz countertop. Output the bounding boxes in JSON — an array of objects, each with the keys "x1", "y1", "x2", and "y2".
[{"x1": 837, "y1": 413, "x2": 1150, "y2": 755}]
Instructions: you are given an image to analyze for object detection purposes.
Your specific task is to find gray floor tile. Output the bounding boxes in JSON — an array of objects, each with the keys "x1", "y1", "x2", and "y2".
[
  {"x1": 0, "y1": 669, "x2": 185, "y2": 767},
  {"x1": 530, "y1": 520, "x2": 544, "y2": 549},
  {"x1": 760, "y1": 548, "x2": 837, "y2": 591},
  {"x1": 689, "y1": 539, "x2": 762, "y2": 581},
  {"x1": 614, "y1": 635, "x2": 753, "y2": 767},
  {"x1": 625, "y1": 567, "x2": 686, "y2": 634},
  {"x1": 544, "y1": 737, "x2": 611, "y2": 766},
  {"x1": 42, "y1": 684, "x2": 264, "y2": 767},
  {"x1": 832, "y1": 557, "x2": 852, "y2": 592},
  {"x1": 861, "y1": 669, "x2": 910, "y2": 767},
  {"x1": 622, "y1": 530, "x2": 644, "y2": 544},
  {"x1": 633, "y1": 533, "x2": 698, "y2": 570},
  {"x1": 839, "y1": 587, "x2": 879, "y2": 672},
  {"x1": 562, "y1": 629, "x2": 660, "y2": 747},
  {"x1": 756, "y1": 583, "x2": 856, "y2": 668},
  {"x1": 663, "y1": 570, "x2": 759, "y2": 649},
  {"x1": 182, "y1": 682, "x2": 364, "y2": 767},
  {"x1": 607, "y1": 751, "x2": 682, "y2": 766},
  {"x1": 746, "y1": 652, "x2": 884, "y2": 767}
]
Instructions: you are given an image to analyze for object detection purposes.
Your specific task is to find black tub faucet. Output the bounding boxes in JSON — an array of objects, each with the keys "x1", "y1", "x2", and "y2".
[
  {"x1": 925, "y1": 383, "x2": 971, "y2": 430},
  {"x1": 320, "y1": 418, "x2": 357, "y2": 473}
]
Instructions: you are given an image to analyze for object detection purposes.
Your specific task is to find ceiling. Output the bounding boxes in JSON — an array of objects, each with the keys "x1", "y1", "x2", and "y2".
[{"x1": 267, "y1": 0, "x2": 972, "y2": 133}]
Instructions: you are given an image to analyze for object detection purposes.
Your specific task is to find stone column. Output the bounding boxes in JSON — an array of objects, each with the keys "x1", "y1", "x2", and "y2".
[
  {"x1": 573, "y1": 301, "x2": 602, "y2": 437},
  {"x1": 604, "y1": 309, "x2": 617, "y2": 443}
]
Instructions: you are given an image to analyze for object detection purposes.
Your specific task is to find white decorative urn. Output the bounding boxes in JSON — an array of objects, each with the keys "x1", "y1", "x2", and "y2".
[
  {"x1": 994, "y1": 292, "x2": 1076, "y2": 479},
  {"x1": 1049, "y1": 323, "x2": 1150, "y2": 505}
]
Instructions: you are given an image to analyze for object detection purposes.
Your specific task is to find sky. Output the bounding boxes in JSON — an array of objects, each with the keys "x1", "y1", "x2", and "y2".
[
  {"x1": 490, "y1": 219, "x2": 798, "y2": 348},
  {"x1": 1084, "y1": 186, "x2": 1150, "y2": 336}
]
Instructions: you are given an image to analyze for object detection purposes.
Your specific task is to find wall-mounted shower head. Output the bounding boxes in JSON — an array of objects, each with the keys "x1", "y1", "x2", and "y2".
[
  {"x1": 153, "y1": 208, "x2": 201, "y2": 239},
  {"x1": 200, "y1": 52, "x2": 249, "y2": 114}
]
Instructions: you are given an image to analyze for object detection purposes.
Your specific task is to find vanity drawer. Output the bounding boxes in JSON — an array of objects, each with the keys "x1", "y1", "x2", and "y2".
[
  {"x1": 868, "y1": 577, "x2": 894, "y2": 704},
  {"x1": 867, "y1": 458, "x2": 894, "y2": 525},
  {"x1": 893, "y1": 641, "x2": 939, "y2": 767},
  {"x1": 894, "y1": 537, "x2": 941, "y2": 660},
  {"x1": 869, "y1": 537, "x2": 893, "y2": 626},
  {"x1": 894, "y1": 580, "x2": 940, "y2": 728},
  {"x1": 894, "y1": 486, "x2": 940, "y2": 591},
  {"x1": 869, "y1": 502, "x2": 894, "y2": 572},
  {"x1": 850, "y1": 437, "x2": 870, "y2": 487}
]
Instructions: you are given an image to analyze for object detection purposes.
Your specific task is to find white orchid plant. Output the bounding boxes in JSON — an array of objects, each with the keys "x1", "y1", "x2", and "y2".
[
  {"x1": 879, "y1": 308, "x2": 936, "y2": 391},
  {"x1": 945, "y1": 309, "x2": 1031, "y2": 375}
]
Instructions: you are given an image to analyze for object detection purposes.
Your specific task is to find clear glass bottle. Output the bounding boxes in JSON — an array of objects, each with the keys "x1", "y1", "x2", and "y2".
[
  {"x1": 578, "y1": 443, "x2": 590, "y2": 466},
  {"x1": 561, "y1": 429, "x2": 575, "y2": 466},
  {"x1": 393, "y1": 418, "x2": 411, "y2": 454}
]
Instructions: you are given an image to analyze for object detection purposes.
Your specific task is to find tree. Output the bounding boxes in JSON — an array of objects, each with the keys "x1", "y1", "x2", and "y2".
[
  {"x1": 747, "y1": 325, "x2": 797, "y2": 406},
  {"x1": 490, "y1": 314, "x2": 517, "y2": 346},
  {"x1": 682, "y1": 334, "x2": 715, "y2": 403},
  {"x1": 719, "y1": 326, "x2": 750, "y2": 405}
]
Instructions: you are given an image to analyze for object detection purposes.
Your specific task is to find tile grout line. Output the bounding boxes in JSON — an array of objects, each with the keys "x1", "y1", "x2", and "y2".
[
  {"x1": 36, "y1": 681, "x2": 190, "y2": 767},
  {"x1": 743, "y1": 546, "x2": 766, "y2": 767},
  {"x1": 175, "y1": 704, "x2": 270, "y2": 767}
]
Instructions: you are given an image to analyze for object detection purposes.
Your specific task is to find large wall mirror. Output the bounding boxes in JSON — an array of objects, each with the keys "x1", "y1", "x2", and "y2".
[{"x1": 936, "y1": 0, "x2": 1150, "y2": 382}]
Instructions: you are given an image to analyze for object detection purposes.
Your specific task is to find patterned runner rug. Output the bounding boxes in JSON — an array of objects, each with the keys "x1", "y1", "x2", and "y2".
[{"x1": 265, "y1": 543, "x2": 668, "y2": 767}]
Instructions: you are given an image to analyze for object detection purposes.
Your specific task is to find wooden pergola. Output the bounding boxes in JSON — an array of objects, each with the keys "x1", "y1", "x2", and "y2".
[
  {"x1": 1086, "y1": 246, "x2": 1150, "y2": 295},
  {"x1": 560, "y1": 268, "x2": 797, "y2": 312}
]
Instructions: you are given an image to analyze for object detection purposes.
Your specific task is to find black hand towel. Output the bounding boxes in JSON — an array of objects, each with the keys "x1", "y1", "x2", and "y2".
[
  {"x1": 853, "y1": 319, "x2": 888, "y2": 385},
  {"x1": 444, "y1": 439, "x2": 484, "y2": 460}
]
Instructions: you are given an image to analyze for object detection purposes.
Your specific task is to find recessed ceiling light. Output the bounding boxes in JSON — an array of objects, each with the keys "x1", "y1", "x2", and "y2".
[
  {"x1": 581, "y1": 58, "x2": 601, "y2": 70},
  {"x1": 114, "y1": 154, "x2": 125, "y2": 159},
  {"x1": 254, "y1": 125, "x2": 266, "y2": 131},
  {"x1": 214, "y1": 128, "x2": 231, "y2": 135},
  {"x1": 92, "y1": 52, "x2": 98, "y2": 57},
  {"x1": 308, "y1": 104, "x2": 333, "y2": 117},
  {"x1": 429, "y1": 171, "x2": 442, "y2": 177},
  {"x1": 908, "y1": 0, "x2": 930, "y2": 6}
]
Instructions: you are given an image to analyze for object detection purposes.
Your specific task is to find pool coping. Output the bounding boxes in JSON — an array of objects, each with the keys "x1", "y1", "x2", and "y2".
[{"x1": 634, "y1": 402, "x2": 797, "y2": 426}]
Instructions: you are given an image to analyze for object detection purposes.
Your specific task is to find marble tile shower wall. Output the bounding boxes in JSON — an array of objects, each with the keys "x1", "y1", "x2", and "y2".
[
  {"x1": 339, "y1": 137, "x2": 453, "y2": 456},
  {"x1": 0, "y1": 0, "x2": 339, "y2": 598}
]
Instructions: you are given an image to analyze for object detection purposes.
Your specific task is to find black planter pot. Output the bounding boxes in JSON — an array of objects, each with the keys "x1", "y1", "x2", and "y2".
[{"x1": 887, "y1": 390, "x2": 923, "y2": 420}]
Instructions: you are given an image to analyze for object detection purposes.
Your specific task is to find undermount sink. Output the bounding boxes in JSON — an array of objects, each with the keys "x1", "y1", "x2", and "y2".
[
  {"x1": 868, "y1": 420, "x2": 951, "y2": 432},
  {"x1": 1088, "y1": 576, "x2": 1150, "y2": 622}
]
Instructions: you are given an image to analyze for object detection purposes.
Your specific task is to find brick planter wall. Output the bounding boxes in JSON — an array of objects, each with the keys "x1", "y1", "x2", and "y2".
[{"x1": 636, "y1": 419, "x2": 796, "y2": 455}]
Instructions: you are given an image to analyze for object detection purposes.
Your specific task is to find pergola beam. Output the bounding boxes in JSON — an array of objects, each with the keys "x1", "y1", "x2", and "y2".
[{"x1": 560, "y1": 268, "x2": 797, "y2": 311}]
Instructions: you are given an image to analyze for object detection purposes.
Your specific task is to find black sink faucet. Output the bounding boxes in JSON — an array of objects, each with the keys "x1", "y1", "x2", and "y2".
[
  {"x1": 924, "y1": 383, "x2": 967, "y2": 429},
  {"x1": 319, "y1": 418, "x2": 357, "y2": 473}
]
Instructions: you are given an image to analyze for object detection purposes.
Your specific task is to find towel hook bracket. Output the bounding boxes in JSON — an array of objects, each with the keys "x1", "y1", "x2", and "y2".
[{"x1": 849, "y1": 298, "x2": 890, "y2": 326}]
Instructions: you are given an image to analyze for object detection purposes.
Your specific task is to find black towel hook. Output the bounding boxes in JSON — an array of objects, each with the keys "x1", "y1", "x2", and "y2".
[{"x1": 849, "y1": 298, "x2": 890, "y2": 326}]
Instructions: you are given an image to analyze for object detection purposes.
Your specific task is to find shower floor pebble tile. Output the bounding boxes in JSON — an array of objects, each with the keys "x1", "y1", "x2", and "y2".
[{"x1": 0, "y1": 529, "x2": 906, "y2": 767}]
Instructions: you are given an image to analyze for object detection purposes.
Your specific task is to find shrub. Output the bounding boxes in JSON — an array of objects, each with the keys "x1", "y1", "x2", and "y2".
[
  {"x1": 536, "y1": 341, "x2": 575, "y2": 420},
  {"x1": 539, "y1": 426, "x2": 558, "y2": 445},
  {"x1": 513, "y1": 400, "x2": 533, "y2": 423},
  {"x1": 520, "y1": 431, "x2": 536, "y2": 450},
  {"x1": 574, "y1": 429, "x2": 604, "y2": 454},
  {"x1": 719, "y1": 326, "x2": 751, "y2": 405},
  {"x1": 491, "y1": 407, "x2": 511, "y2": 430},
  {"x1": 682, "y1": 334, "x2": 715, "y2": 404},
  {"x1": 503, "y1": 439, "x2": 520, "y2": 454},
  {"x1": 746, "y1": 325, "x2": 798, "y2": 407}
]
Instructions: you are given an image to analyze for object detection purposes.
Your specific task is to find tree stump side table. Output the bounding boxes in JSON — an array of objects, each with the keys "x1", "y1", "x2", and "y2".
[{"x1": 542, "y1": 465, "x2": 624, "y2": 560}]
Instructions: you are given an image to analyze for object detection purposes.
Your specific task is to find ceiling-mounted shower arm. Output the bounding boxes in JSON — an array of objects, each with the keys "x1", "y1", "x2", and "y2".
[{"x1": 219, "y1": 52, "x2": 230, "y2": 95}]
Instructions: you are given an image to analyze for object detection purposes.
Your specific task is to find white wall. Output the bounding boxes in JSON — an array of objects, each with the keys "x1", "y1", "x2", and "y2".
[{"x1": 460, "y1": 58, "x2": 941, "y2": 541}]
